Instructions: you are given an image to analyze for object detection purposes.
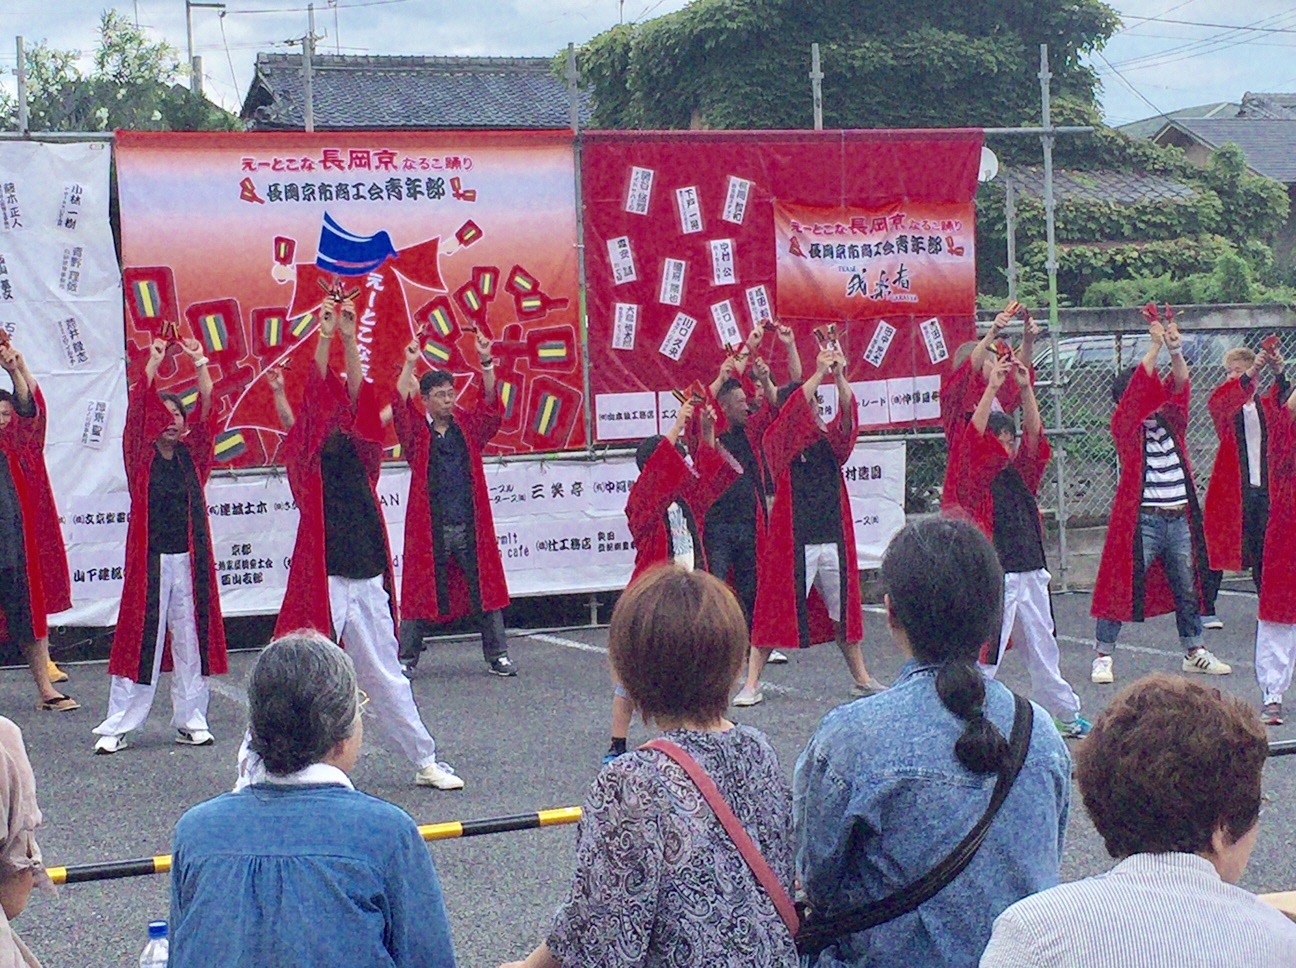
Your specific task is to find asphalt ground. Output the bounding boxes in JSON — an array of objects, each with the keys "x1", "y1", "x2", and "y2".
[{"x1": 4, "y1": 580, "x2": 1294, "y2": 967}]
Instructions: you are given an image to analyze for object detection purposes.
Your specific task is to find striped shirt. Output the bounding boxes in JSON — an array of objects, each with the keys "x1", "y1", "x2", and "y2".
[
  {"x1": 1141, "y1": 419, "x2": 1189, "y2": 507},
  {"x1": 980, "y1": 852, "x2": 1296, "y2": 967}
]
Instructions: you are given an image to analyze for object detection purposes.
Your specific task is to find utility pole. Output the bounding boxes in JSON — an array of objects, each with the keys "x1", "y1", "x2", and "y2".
[{"x1": 185, "y1": 0, "x2": 226, "y2": 96}]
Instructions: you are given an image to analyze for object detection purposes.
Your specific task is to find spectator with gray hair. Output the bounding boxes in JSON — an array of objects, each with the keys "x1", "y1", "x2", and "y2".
[{"x1": 169, "y1": 631, "x2": 456, "y2": 968}]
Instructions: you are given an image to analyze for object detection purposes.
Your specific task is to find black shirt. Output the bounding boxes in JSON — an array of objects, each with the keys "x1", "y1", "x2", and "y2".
[
  {"x1": 0, "y1": 457, "x2": 22, "y2": 569},
  {"x1": 791, "y1": 438, "x2": 843, "y2": 545},
  {"x1": 991, "y1": 465, "x2": 1047, "y2": 573},
  {"x1": 705, "y1": 426, "x2": 758, "y2": 532},
  {"x1": 429, "y1": 421, "x2": 473, "y2": 526},
  {"x1": 321, "y1": 431, "x2": 388, "y2": 580},
  {"x1": 148, "y1": 450, "x2": 191, "y2": 555}
]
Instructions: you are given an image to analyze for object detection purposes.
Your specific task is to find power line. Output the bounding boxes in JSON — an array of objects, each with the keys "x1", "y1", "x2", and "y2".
[
  {"x1": 1099, "y1": 9, "x2": 1296, "y2": 74},
  {"x1": 1121, "y1": 12, "x2": 1296, "y2": 34},
  {"x1": 224, "y1": 0, "x2": 411, "y2": 14},
  {"x1": 1097, "y1": 51, "x2": 1174, "y2": 123}
]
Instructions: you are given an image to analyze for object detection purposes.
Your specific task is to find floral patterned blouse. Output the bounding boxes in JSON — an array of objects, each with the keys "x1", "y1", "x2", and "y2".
[{"x1": 547, "y1": 724, "x2": 798, "y2": 967}]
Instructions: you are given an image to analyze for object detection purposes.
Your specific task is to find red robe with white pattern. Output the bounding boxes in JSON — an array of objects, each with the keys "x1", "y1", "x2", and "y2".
[
  {"x1": 954, "y1": 424, "x2": 1052, "y2": 545},
  {"x1": 274, "y1": 368, "x2": 397, "y2": 640},
  {"x1": 108, "y1": 379, "x2": 227, "y2": 684},
  {"x1": 1259, "y1": 389, "x2": 1296, "y2": 624},
  {"x1": 1090, "y1": 366, "x2": 1208, "y2": 623},
  {"x1": 751, "y1": 391, "x2": 862, "y2": 650},
  {"x1": 392, "y1": 387, "x2": 509, "y2": 622},
  {"x1": 626, "y1": 438, "x2": 737, "y2": 584},
  {"x1": 6, "y1": 386, "x2": 71, "y2": 613},
  {"x1": 1203, "y1": 374, "x2": 1283, "y2": 571},
  {"x1": 0, "y1": 440, "x2": 47, "y2": 644},
  {"x1": 940, "y1": 357, "x2": 1024, "y2": 510}
]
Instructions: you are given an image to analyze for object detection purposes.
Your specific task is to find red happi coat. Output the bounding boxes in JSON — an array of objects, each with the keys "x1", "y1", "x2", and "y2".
[
  {"x1": 953, "y1": 423, "x2": 1052, "y2": 544},
  {"x1": 1203, "y1": 375, "x2": 1276, "y2": 571},
  {"x1": 1259, "y1": 389, "x2": 1296, "y2": 624},
  {"x1": 751, "y1": 391, "x2": 863, "y2": 650},
  {"x1": 626, "y1": 438, "x2": 737, "y2": 584},
  {"x1": 274, "y1": 369, "x2": 397, "y2": 640},
  {"x1": 940, "y1": 358, "x2": 1024, "y2": 510},
  {"x1": 5, "y1": 387, "x2": 71, "y2": 613},
  {"x1": 392, "y1": 389, "x2": 509, "y2": 622},
  {"x1": 1091, "y1": 366, "x2": 1208, "y2": 623},
  {"x1": 108, "y1": 379, "x2": 227, "y2": 684},
  {"x1": 0, "y1": 441, "x2": 48, "y2": 644}
]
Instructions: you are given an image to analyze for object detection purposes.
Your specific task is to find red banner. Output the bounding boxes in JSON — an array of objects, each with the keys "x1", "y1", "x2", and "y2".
[
  {"x1": 774, "y1": 201, "x2": 975, "y2": 320},
  {"x1": 115, "y1": 130, "x2": 584, "y2": 466},
  {"x1": 581, "y1": 130, "x2": 983, "y2": 440}
]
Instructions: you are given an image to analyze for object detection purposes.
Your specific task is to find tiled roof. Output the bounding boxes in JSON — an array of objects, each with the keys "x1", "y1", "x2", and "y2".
[
  {"x1": 1001, "y1": 167, "x2": 1198, "y2": 205},
  {"x1": 1153, "y1": 118, "x2": 1296, "y2": 183},
  {"x1": 240, "y1": 53, "x2": 593, "y2": 130},
  {"x1": 1239, "y1": 93, "x2": 1296, "y2": 120},
  {"x1": 1117, "y1": 102, "x2": 1238, "y2": 141}
]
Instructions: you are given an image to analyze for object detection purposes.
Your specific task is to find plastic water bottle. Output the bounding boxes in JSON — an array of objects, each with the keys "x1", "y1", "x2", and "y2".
[{"x1": 139, "y1": 920, "x2": 168, "y2": 967}]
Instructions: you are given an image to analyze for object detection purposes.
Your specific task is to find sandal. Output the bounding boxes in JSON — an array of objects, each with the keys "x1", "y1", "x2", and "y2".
[{"x1": 38, "y1": 694, "x2": 80, "y2": 712}]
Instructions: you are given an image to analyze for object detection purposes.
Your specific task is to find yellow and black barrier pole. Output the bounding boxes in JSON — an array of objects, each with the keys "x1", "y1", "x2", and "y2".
[{"x1": 47, "y1": 806, "x2": 583, "y2": 886}]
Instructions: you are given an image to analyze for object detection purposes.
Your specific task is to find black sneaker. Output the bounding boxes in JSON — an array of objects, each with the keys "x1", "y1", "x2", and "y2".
[{"x1": 488, "y1": 656, "x2": 518, "y2": 677}]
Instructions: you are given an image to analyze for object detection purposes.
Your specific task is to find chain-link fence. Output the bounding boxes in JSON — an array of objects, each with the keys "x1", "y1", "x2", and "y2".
[{"x1": 904, "y1": 305, "x2": 1296, "y2": 581}]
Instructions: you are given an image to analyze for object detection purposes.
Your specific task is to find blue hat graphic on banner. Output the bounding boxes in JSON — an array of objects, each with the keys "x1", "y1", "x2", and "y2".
[{"x1": 315, "y1": 212, "x2": 400, "y2": 276}]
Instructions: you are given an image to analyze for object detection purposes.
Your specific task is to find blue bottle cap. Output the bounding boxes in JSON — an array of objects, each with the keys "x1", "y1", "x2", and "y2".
[{"x1": 147, "y1": 921, "x2": 167, "y2": 940}]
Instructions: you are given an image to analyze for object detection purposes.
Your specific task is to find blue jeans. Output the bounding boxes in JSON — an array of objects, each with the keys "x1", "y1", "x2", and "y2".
[{"x1": 1095, "y1": 512, "x2": 1202, "y2": 655}]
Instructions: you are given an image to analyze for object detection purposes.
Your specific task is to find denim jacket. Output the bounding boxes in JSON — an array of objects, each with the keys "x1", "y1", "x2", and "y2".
[{"x1": 793, "y1": 662, "x2": 1072, "y2": 967}]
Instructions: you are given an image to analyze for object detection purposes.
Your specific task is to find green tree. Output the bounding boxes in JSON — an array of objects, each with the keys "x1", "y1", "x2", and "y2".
[
  {"x1": 2, "y1": 10, "x2": 239, "y2": 133},
  {"x1": 570, "y1": 0, "x2": 1120, "y2": 130}
]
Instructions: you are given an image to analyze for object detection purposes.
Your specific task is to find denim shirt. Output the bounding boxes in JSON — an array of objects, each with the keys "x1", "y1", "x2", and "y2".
[{"x1": 793, "y1": 662, "x2": 1071, "y2": 968}]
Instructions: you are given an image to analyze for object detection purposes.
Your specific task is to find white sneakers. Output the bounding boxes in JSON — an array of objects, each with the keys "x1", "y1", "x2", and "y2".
[
  {"x1": 176, "y1": 728, "x2": 215, "y2": 746},
  {"x1": 1183, "y1": 648, "x2": 1231, "y2": 675},
  {"x1": 415, "y1": 762, "x2": 465, "y2": 790},
  {"x1": 1092, "y1": 648, "x2": 1233, "y2": 684},
  {"x1": 732, "y1": 685, "x2": 764, "y2": 707},
  {"x1": 93, "y1": 734, "x2": 127, "y2": 755}
]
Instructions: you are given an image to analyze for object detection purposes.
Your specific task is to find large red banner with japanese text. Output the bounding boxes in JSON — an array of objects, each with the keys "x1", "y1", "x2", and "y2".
[
  {"x1": 774, "y1": 201, "x2": 975, "y2": 320},
  {"x1": 115, "y1": 130, "x2": 584, "y2": 467},
  {"x1": 581, "y1": 130, "x2": 982, "y2": 440}
]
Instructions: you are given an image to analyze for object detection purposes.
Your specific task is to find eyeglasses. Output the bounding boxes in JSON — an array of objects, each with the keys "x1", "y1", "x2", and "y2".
[{"x1": 425, "y1": 390, "x2": 456, "y2": 402}]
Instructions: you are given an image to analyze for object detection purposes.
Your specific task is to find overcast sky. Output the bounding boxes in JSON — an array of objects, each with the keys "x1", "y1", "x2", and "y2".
[{"x1": 1, "y1": 0, "x2": 1293, "y2": 128}]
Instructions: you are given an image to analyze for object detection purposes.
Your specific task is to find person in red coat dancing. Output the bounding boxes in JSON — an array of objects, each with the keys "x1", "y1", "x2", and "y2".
[
  {"x1": 0, "y1": 342, "x2": 77, "y2": 711},
  {"x1": 93, "y1": 337, "x2": 227, "y2": 753},
  {"x1": 1254, "y1": 377, "x2": 1296, "y2": 725},
  {"x1": 605, "y1": 399, "x2": 736, "y2": 761},
  {"x1": 735, "y1": 346, "x2": 884, "y2": 706},
  {"x1": 940, "y1": 305, "x2": 1037, "y2": 511},
  {"x1": 955, "y1": 353, "x2": 1086, "y2": 736},
  {"x1": 1201, "y1": 346, "x2": 1288, "y2": 628},
  {"x1": 267, "y1": 297, "x2": 463, "y2": 790},
  {"x1": 1090, "y1": 314, "x2": 1228, "y2": 686},
  {"x1": 392, "y1": 333, "x2": 514, "y2": 678}
]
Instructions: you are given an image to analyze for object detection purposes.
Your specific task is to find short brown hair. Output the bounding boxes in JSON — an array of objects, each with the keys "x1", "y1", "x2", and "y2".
[
  {"x1": 1076, "y1": 674, "x2": 1267, "y2": 859},
  {"x1": 1224, "y1": 347, "x2": 1256, "y2": 370},
  {"x1": 609, "y1": 566, "x2": 747, "y2": 724}
]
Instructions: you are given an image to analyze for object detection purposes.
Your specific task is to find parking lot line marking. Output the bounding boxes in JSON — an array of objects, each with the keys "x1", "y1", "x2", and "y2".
[{"x1": 525, "y1": 632, "x2": 608, "y2": 655}]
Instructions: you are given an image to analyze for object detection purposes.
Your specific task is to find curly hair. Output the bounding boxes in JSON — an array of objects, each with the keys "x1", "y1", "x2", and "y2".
[{"x1": 1076, "y1": 674, "x2": 1268, "y2": 859}]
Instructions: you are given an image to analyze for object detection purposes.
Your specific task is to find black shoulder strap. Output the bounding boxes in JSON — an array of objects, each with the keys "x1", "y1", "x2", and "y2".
[{"x1": 797, "y1": 693, "x2": 1034, "y2": 958}]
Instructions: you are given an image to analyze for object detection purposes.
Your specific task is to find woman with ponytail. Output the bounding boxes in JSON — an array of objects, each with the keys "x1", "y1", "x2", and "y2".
[{"x1": 793, "y1": 517, "x2": 1071, "y2": 967}]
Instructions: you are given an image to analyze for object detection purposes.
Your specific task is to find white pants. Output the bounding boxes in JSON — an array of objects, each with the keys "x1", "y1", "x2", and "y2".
[
  {"x1": 804, "y1": 542, "x2": 843, "y2": 620},
  {"x1": 983, "y1": 568, "x2": 1081, "y2": 719},
  {"x1": 1257, "y1": 620, "x2": 1296, "y2": 705},
  {"x1": 95, "y1": 553, "x2": 210, "y2": 736},
  {"x1": 329, "y1": 575, "x2": 439, "y2": 769}
]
